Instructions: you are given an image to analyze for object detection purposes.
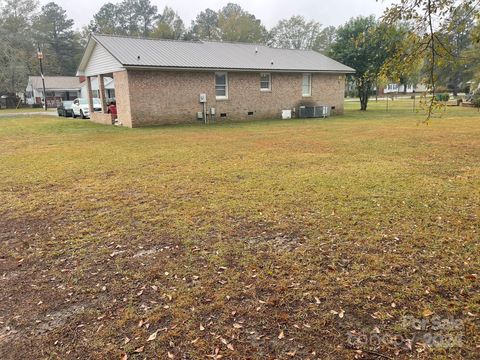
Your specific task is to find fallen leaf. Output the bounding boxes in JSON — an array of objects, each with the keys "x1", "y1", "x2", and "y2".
[
  {"x1": 422, "y1": 309, "x2": 434, "y2": 317},
  {"x1": 200, "y1": 324, "x2": 205, "y2": 331},
  {"x1": 167, "y1": 352, "x2": 174, "y2": 359},
  {"x1": 466, "y1": 274, "x2": 477, "y2": 281},
  {"x1": 339, "y1": 310, "x2": 345, "y2": 318},
  {"x1": 233, "y1": 323, "x2": 242, "y2": 329},
  {"x1": 134, "y1": 346, "x2": 144, "y2": 353},
  {"x1": 120, "y1": 353, "x2": 128, "y2": 360},
  {"x1": 227, "y1": 343, "x2": 234, "y2": 351},
  {"x1": 147, "y1": 330, "x2": 158, "y2": 341},
  {"x1": 278, "y1": 330, "x2": 285, "y2": 339}
]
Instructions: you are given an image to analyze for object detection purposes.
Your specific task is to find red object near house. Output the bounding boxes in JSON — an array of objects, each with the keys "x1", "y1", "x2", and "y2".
[{"x1": 107, "y1": 102, "x2": 117, "y2": 117}]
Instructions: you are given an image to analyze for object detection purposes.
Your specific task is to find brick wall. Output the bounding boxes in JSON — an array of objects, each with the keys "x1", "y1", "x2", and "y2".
[
  {"x1": 120, "y1": 69, "x2": 346, "y2": 127},
  {"x1": 91, "y1": 113, "x2": 114, "y2": 125},
  {"x1": 113, "y1": 71, "x2": 133, "y2": 127}
]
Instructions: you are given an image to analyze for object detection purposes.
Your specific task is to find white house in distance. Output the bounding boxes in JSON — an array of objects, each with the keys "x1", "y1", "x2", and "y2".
[
  {"x1": 80, "y1": 76, "x2": 115, "y2": 100},
  {"x1": 384, "y1": 83, "x2": 428, "y2": 94},
  {"x1": 25, "y1": 76, "x2": 81, "y2": 107}
]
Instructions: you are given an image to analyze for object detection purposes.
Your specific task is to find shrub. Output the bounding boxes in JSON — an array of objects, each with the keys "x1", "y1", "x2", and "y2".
[
  {"x1": 435, "y1": 93, "x2": 450, "y2": 102},
  {"x1": 473, "y1": 93, "x2": 480, "y2": 108}
]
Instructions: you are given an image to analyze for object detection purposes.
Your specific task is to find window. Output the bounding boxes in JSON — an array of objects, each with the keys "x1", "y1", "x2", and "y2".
[
  {"x1": 215, "y1": 72, "x2": 228, "y2": 99},
  {"x1": 302, "y1": 74, "x2": 312, "y2": 97},
  {"x1": 260, "y1": 73, "x2": 271, "y2": 91}
]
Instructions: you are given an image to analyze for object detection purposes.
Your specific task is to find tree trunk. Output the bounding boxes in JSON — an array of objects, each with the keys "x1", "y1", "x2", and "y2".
[{"x1": 357, "y1": 79, "x2": 370, "y2": 111}]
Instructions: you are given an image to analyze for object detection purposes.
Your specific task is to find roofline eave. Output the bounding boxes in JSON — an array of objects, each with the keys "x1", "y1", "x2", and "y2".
[{"x1": 122, "y1": 65, "x2": 355, "y2": 74}]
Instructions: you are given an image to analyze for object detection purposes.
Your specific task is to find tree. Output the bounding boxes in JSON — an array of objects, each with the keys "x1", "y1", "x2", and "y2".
[
  {"x1": 314, "y1": 26, "x2": 337, "y2": 53},
  {"x1": 465, "y1": 16, "x2": 480, "y2": 86},
  {"x1": 269, "y1": 16, "x2": 322, "y2": 50},
  {"x1": 133, "y1": 0, "x2": 157, "y2": 37},
  {"x1": 117, "y1": 0, "x2": 141, "y2": 36},
  {"x1": 330, "y1": 16, "x2": 397, "y2": 111},
  {"x1": 382, "y1": 0, "x2": 480, "y2": 120},
  {"x1": 189, "y1": 8, "x2": 220, "y2": 40},
  {"x1": 33, "y1": 2, "x2": 82, "y2": 76},
  {"x1": 0, "y1": 0, "x2": 38, "y2": 93},
  {"x1": 217, "y1": 3, "x2": 267, "y2": 43},
  {"x1": 435, "y1": 5, "x2": 475, "y2": 95},
  {"x1": 89, "y1": 0, "x2": 159, "y2": 37},
  {"x1": 152, "y1": 6, "x2": 185, "y2": 39},
  {"x1": 88, "y1": 3, "x2": 122, "y2": 35},
  {"x1": 380, "y1": 23, "x2": 424, "y2": 94}
]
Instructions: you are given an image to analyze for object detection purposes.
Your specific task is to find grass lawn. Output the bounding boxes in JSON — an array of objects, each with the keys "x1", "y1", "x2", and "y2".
[{"x1": 0, "y1": 100, "x2": 478, "y2": 359}]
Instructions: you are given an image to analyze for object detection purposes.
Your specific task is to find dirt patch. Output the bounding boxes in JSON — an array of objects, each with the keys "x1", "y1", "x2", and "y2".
[
  {"x1": 35, "y1": 304, "x2": 86, "y2": 336},
  {"x1": 133, "y1": 247, "x2": 161, "y2": 258}
]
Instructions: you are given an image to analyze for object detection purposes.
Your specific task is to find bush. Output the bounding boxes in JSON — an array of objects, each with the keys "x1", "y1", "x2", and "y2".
[
  {"x1": 435, "y1": 93, "x2": 450, "y2": 102},
  {"x1": 473, "y1": 93, "x2": 480, "y2": 108},
  {"x1": 31, "y1": 104, "x2": 42, "y2": 108}
]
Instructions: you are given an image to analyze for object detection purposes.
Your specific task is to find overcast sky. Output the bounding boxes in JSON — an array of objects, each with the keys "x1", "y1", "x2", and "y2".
[{"x1": 39, "y1": 0, "x2": 392, "y2": 31}]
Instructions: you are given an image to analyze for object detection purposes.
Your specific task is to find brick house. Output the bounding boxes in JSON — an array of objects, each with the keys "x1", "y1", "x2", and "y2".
[{"x1": 76, "y1": 34, "x2": 354, "y2": 128}]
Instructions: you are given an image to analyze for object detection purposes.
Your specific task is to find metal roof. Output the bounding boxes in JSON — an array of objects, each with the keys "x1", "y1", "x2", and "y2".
[
  {"x1": 87, "y1": 34, "x2": 355, "y2": 74},
  {"x1": 28, "y1": 76, "x2": 81, "y2": 90}
]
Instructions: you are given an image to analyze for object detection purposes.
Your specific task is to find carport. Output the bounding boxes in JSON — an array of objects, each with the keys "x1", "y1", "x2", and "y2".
[{"x1": 84, "y1": 73, "x2": 116, "y2": 125}]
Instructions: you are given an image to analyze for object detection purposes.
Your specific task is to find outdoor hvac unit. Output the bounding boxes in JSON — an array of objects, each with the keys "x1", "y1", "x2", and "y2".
[{"x1": 298, "y1": 105, "x2": 331, "y2": 118}]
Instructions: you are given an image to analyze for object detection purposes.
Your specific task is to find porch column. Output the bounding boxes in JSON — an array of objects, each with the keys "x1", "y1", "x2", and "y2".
[
  {"x1": 98, "y1": 74, "x2": 108, "y2": 113},
  {"x1": 86, "y1": 76, "x2": 94, "y2": 114}
]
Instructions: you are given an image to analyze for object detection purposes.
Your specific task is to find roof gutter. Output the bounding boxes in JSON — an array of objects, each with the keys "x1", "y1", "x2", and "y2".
[{"x1": 122, "y1": 65, "x2": 355, "y2": 74}]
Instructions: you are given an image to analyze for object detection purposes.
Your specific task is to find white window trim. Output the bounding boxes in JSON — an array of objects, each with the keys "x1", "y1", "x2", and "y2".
[
  {"x1": 302, "y1": 73, "x2": 312, "y2": 97},
  {"x1": 260, "y1": 73, "x2": 271, "y2": 92},
  {"x1": 215, "y1": 72, "x2": 229, "y2": 100}
]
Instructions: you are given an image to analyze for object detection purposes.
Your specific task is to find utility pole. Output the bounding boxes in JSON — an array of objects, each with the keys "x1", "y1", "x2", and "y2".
[{"x1": 37, "y1": 45, "x2": 47, "y2": 111}]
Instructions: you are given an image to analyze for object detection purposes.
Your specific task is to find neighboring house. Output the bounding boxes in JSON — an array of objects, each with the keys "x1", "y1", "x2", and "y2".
[
  {"x1": 383, "y1": 83, "x2": 427, "y2": 94},
  {"x1": 76, "y1": 34, "x2": 355, "y2": 128},
  {"x1": 25, "y1": 76, "x2": 81, "y2": 107},
  {"x1": 80, "y1": 76, "x2": 115, "y2": 100}
]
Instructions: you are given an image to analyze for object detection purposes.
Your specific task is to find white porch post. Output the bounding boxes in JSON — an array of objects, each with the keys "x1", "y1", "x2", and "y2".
[
  {"x1": 98, "y1": 74, "x2": 108, "y2": 113},
  {"x1": 86, "y1": 76, "x2": 94, "y2": 114}
]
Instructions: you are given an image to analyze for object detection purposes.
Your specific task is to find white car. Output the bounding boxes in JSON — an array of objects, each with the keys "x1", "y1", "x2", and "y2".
[{"x1": 72, "y1": 98, "x2": 102, "y2": 119}]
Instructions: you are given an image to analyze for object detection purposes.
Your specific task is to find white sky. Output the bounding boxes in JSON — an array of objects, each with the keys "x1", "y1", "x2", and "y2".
[{"x1": 39, "y1": 0, "x2": 393, "y2": 31}]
